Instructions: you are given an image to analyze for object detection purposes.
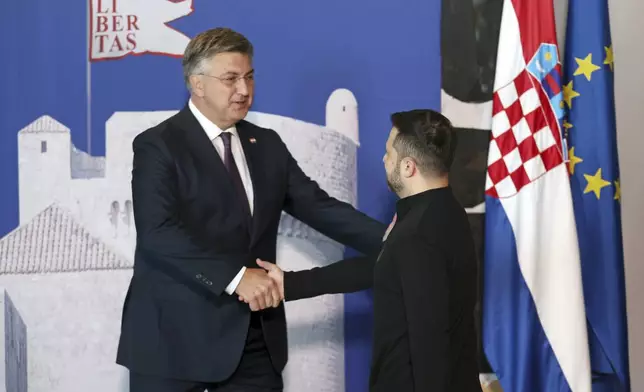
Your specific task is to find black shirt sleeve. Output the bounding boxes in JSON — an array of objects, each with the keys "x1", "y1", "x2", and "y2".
[
  {"x1": 283, "y1": 254, "x2": 377, "y2": 301},
  {"x1": 395, "y1": 235, "x2": 450, "y2": 392}
]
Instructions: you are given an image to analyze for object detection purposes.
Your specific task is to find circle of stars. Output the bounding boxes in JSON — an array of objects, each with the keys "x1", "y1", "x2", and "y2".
[{"x1": 563, "y1": 44, "x2": 620, "y2": 202}]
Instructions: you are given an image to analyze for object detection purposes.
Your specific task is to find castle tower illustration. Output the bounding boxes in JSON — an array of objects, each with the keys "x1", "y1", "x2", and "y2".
[
  {"x1": 5, "y1": 89, "x2": 360, "y2": 392},
  {"x1": 18, "y1": 116, "x2": 72, "y2": 224},
  {"x1": 326, "y1": 88, "x2": 359, "y2": 145}
]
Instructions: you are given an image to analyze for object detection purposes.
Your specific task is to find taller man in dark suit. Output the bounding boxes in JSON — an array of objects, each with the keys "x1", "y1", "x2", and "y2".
[
  {"x1": 255, "y1": 110, "x2": 482, "y2": 392},
  {"x1": 116, "y1": 27, "x2": 386, "y2": 392}
]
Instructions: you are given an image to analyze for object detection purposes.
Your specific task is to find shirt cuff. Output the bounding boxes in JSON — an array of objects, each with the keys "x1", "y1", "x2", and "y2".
[{"x1": 225, "y1": 267, "x2": 246, "y2": 295}]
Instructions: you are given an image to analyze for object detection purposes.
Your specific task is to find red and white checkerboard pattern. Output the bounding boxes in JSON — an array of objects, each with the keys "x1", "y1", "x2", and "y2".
[{"x1": 485, "y1": 69, "x2": 564, "y2": 198}]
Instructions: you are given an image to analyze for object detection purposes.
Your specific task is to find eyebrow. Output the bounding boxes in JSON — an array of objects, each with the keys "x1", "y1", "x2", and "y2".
[{"x1": 221, "y1": 69, "x2": 254, "y2": 76}]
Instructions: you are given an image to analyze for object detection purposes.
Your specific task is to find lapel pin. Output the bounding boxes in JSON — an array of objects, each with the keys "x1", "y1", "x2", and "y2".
[{"x1": 249, "y1": 137, "x2": 256, "y2": 143}]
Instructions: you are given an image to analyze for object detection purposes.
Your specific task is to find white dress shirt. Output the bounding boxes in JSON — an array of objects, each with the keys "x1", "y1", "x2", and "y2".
[{"x1": 188, "y1": 100, "x2": 253, "y2": 294}]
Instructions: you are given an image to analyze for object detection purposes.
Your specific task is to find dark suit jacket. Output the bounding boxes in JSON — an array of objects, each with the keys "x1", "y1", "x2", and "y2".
[
  {"x1": 116, "y1": 106, "x2": 386, "y2": 382},
  {"x1": 283, "y1": 187, "x2": 482, "y2": 392}
]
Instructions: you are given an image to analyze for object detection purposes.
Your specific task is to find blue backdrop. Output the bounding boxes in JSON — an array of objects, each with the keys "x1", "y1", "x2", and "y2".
[{"x1": 0, "y1": 1, "x2": 441, "y2": 390}]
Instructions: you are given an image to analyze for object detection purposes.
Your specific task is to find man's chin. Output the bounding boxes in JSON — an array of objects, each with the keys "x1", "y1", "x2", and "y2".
[
  {"x1": 386, "y1": 181, "x2": 402, "y2": 195},
  {"x1": 230, "y1": 108, "x2": 250, "y2": 121}
]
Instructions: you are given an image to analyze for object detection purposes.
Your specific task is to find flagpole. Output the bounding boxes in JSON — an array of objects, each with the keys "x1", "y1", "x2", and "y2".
[{"x1": 86, "y1": 0, "x2": 92, "y2": 155}]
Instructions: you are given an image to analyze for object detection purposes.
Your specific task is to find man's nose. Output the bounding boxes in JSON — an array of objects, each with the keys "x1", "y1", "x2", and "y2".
[{"x1": 235, "y1": 78, "x2": 250, "y2": 95}]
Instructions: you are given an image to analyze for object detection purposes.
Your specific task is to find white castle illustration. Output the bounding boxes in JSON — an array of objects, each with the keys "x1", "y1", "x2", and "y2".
[{"x1": 0, "y1": 89, "x2": 360, "y2": 392}]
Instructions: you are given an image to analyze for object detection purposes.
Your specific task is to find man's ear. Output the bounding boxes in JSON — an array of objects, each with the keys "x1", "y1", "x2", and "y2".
[
  {"x1": 189, "y1": 74, "x2": 205, "y2": 97},
  {"x1": 400, "y1": 157, "x2": 417, "y2": 178}
]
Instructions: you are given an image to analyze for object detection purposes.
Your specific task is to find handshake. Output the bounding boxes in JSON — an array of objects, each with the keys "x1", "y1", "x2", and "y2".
[{"x1": 235, "y1": 259, "x2": 284, "y2": 311}]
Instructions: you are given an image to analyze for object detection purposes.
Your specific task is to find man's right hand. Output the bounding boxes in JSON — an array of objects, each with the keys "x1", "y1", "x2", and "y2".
[
  {"x1": 255, "y1": 259, "x2": 284, "y2": 299},
  {"x1": 235, "y1": 268, "x2": 281, "y2": 311}
]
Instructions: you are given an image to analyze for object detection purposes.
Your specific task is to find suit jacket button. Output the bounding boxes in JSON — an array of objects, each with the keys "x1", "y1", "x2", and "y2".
[
  {"x1": 206, "y1": 280, "x2": 212, "y2": 286},
  {"x1": 196, "y1": 274, "x2": 202, "y2": 279}
]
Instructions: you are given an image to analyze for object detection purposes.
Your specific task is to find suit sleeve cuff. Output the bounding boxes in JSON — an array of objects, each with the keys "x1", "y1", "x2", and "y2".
[{"x1": 224, "y1": 267, "x2": 246, "y2": 295}]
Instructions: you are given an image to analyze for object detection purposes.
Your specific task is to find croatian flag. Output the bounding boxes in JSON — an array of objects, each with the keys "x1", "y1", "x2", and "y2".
[{"x1": 482, "y1": 1, "x2": 592, "y2": 391}]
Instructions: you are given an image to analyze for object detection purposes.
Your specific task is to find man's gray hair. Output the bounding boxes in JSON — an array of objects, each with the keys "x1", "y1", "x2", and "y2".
[{"x1": 182, "y1": 27, "x2": 254, "y2": 91}]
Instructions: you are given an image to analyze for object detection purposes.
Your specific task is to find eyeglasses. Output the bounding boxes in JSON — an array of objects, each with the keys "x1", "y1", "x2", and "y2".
[{"x1": 197, "y1": 73, "x2": 255, "y2": 87}]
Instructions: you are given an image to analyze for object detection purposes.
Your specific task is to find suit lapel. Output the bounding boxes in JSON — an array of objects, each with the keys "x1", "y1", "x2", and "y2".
[
  {"x1": 174, "y1": 105, "x2": 232, "y2": 185},
  {"x1": 237, "y1": 121, "x2": 266, "y2": 244},
  {"x1": 173, "y1": 106, "x2": 253, "y2": 235},
  {"x1": 173, "y1": 107, "x2": 268, "y2": 242}
]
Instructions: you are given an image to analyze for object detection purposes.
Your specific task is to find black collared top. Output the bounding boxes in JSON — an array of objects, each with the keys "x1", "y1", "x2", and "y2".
[{"x1": 284, "y1": 186, "x2": 482, "y2": 392}]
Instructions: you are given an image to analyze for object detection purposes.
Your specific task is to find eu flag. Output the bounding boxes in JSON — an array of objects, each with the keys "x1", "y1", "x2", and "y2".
[{"x1": 563, "y1": 0, "x2": 630, "y2": 390}]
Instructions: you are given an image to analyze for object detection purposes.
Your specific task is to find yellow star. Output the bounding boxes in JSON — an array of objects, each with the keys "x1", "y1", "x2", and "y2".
[
  {"x1": 545, "y1": 52, "x2": 552, "y2": 61},
  {"x1": 568, "y1": 147, "x2": 583, "y2": 174},
  {"x1": 563, "y1": 119, "x2": 573, "y2": 130},
  {"x1": 563, "y1": 81, "x2": 580, "y2": 109},
  {"x1": 574, "y1": 53, "x2": 601, "y2": 81},
  {"x1": 604, "y1": 45, "x2": 614, "y2": 71},
  {"x1": 614, "y1": 179, "x2": 621, "y2": 202},
  {"x1": 583, "y1": 168, "x2": 611, "y2": 199}
]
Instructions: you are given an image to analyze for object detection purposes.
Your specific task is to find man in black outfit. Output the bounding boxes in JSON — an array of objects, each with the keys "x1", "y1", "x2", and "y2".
[
  {"x1": 255, "y1": 109, "x2": 482, "y2": 391},
  {"x1": 116, "y1": 27, "x2": 386, "y2": 392}
]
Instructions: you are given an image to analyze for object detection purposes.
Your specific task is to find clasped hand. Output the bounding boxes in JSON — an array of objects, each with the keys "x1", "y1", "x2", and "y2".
[{"x1": 235, "y1": 259, "x2": 284, "y2": 311}]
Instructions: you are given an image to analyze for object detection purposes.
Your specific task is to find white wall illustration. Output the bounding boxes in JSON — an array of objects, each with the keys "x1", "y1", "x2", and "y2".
[
  {"x1": 0, "y1": 88, "x2": 360, "y2": 391},
  {"x1": 0, "y1": 289, "x2": 27, "y2": 392}
]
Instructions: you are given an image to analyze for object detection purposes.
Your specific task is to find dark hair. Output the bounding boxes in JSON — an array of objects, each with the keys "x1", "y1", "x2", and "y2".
[{"x1": 390, "y1": 109, "x2": 457, "y2": 176}]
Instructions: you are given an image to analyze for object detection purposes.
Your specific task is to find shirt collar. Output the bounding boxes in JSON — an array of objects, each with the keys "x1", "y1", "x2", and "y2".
[
  {"x1": 188, "y1": 99, "x2": 238, "y2": 141},
  {"x1": 395, "y1": 186, "x2": 451, "y2": 220}
]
